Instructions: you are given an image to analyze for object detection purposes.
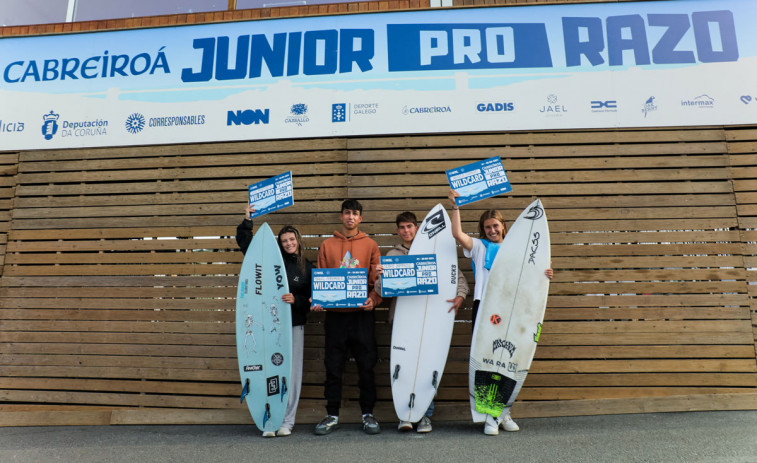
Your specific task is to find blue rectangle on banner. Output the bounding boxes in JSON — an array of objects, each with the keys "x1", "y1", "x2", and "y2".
[
  {"x1": 312, "y1": 268, "x2": 368, "y2": 308},
  {"x1": 387, "y1": 23, "x2": 552, "y2": 72},
  {"x1": 447, "y1": 157, "x2": 512, "y2": 206},
  {"x1": 248, "y1": 171, "x2": 293, "y2": 218},
  {"x1": 380, "y1": 254, "x2": 439, "y2": 297}
]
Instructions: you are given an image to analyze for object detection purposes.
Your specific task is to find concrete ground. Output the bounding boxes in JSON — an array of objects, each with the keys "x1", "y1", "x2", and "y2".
[{"x1": 2, "y1": 411, "x2": 756, "y2": 463}]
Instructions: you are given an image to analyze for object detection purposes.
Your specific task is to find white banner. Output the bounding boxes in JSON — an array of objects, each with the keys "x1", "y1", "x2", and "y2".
[{"x1": 1, "y1": 0, "x2": 756, "y2": 150}]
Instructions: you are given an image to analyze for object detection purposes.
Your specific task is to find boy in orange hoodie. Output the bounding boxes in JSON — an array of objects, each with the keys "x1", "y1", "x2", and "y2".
[{"x1": 312, "y1": 199, "x2": 383, "y2": 436}]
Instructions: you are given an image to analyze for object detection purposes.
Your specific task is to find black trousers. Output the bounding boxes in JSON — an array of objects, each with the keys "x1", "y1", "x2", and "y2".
[
  {"x1": 324, "y1": 310, "x2": 377, "y2": 416},
  {"x1": 472, "y1": 299, "x2": 481, "y2": 332}
]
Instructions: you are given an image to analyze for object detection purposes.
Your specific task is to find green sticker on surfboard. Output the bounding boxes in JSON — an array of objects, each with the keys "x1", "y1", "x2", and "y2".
[{"x1": 474, "y1": 370, "x2": 517, "y2": 416}]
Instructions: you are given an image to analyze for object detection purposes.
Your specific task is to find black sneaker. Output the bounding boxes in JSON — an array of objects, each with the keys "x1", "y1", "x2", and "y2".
[
  {"x1": 314, "y1": 415, "x2": 339, "y2": 435},
  {"x1": 362, "y1": 413, "x2": 381, "y2": 435}
]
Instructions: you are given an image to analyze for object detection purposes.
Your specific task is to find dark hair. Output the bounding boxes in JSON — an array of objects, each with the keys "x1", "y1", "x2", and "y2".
[
  {"x1": 478, "y1": 210, "x2": 507, "y2": 239},
  {"x1": 341, "y1": 199, "x2": 363, "y2": 214},
  {"x1": 395, "y1": 211, "x2": 418, "y2": 227},
  {"x1": 277, "y1": 225, "x2": 306, "y2": 274}
]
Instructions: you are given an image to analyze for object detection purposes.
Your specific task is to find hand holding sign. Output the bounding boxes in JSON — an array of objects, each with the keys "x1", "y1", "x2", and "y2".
[
  {"x1": 247, "y1": 171, "x2": 294, "y2": 218},
  {"x1": 379, "y1": 254, "x2": 439, "y2": 297},
  {"x1": 311, "y1": 268, "x2": 368, "y2": 309},
  {"x1": 446, "y1": 156, "x2": 511, "y2": 206}
]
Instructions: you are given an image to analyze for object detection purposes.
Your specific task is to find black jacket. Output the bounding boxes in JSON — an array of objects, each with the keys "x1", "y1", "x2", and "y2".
[
  {"x1": 281, "y1": 251, "x2": 313, "y2": 327},
  {"x1": 236, "y1": 219, "x2": 311, "y2": 326},
  {"x1": 235, "y1": 219, "x2": 254, "y2": 254}
]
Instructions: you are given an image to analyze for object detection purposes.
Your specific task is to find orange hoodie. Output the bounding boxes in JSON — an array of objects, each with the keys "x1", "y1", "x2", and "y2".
[{"x1": 317, "y1": 230, "x2": 382, "y2": 311}]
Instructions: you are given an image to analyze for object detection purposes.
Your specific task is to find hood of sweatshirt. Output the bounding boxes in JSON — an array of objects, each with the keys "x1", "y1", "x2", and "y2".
[{"x1": 333, "y1": 230, "x2": 368, "y2": 241}]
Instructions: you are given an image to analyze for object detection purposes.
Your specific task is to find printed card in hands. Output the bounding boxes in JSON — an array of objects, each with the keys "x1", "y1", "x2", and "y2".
[
  {"x1": 380, "y1": 254, "x2": 439, "y2": 297},
  {"x1": 312, "y1": 268, "x2": 368, "y2": 308}
]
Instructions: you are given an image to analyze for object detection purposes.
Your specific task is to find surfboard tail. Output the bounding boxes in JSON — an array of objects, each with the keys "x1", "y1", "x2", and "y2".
[{"x1": 473, "y1": 370, "x2": 516, "y2": 417}]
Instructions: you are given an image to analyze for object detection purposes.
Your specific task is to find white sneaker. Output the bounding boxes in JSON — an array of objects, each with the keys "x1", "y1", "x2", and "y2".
[
  {"x1": 483, "y1": 415, "x2": 499, "y2": 436},
  {"x1": 500, "y1": 413, "x2": 520, "y2": 432},
  {"x1": 416, "y1": 416, "x2": 432, "y2": 433},
  {"x1": 397, "y1": 420, "x2": 413, "y2": 432},
  {"x1": 276, "y1": 427, "x2": 292, "y2": 437},
  {"x1": 261, "y1": 431, "x2": 276, "y2": 438}
]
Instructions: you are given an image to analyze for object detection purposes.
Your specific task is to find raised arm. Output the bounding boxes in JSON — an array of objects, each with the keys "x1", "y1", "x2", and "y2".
[
  {"x1": 235, "y1": 204, "x2": 256, "y2": 254},
  {"x1": 448, "y1": 189, "x2": 473, "y2": 251}
]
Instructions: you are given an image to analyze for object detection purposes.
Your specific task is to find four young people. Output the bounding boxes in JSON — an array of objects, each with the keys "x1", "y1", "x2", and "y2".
[{"x1": 237, "y1": 194, "x2": 552, "y2": 437}]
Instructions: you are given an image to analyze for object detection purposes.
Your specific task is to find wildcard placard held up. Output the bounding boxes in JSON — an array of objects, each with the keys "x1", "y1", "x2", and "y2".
[
  {"x1": 447, "y1": 157, "x2": 511, "y2": 207},
  {"x1": 248, "y1": 171, "x2": 294, "y2": 218}
]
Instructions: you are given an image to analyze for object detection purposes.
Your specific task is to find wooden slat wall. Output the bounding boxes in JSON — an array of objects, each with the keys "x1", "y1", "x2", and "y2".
[
  {"x1": 727, "y1": 127, "x2": 757, "y2": 377},
  {"x1": 0, "y1": 139, "x2": 350, "y2": 426},
  {"x1": 346, "y1": 129, "x2": 757, "y2": 420},
  {"x1": 2, "y1": 127, "x2": 757, "y2": 427},
  {"x1": 0, "y1": 152, "x2": 18, "y2": 274}
]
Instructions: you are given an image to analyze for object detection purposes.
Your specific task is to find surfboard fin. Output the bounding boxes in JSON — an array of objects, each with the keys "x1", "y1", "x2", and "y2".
[
  {"x1": 281, "y1": 376, "x2": 288, "y2": 402},
  {"x1": 240, "y1": 378, "x2": 249, "y2": 403},
  {"x1": 263, "y1": 403, "x2": 271, "y2": 427},
  {"x1": 392, "y1": 364, "x2": 400, "y2": 383},
  {"x1": 408, "y1": 393, "x2": 415, "y2": 409},
  {"x1": 432, "y1": 371, "x2": 438, "y2": 389}
]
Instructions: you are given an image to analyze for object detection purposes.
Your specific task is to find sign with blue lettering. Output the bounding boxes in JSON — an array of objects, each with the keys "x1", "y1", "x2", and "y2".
[
  {"x1": 0, "y1": 0, "x2": 755, "y2": 150},
  {"x1": 380, "y1": 254, "x2": 439, "y2": 297},
  {"x1": 447, "y1": 157, "x2": 511, "y2": 206},
  {"x1": 248, "y1": 171, "x2": 294, "y2": 218},
  {"x1": 312, "y1": 268, "x2": 368, "y2": 308}
]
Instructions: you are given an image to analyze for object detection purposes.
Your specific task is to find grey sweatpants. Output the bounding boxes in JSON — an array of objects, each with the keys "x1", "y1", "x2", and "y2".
[{"x1": 281, "y1": 325, "x2": 304, "y2": 430}]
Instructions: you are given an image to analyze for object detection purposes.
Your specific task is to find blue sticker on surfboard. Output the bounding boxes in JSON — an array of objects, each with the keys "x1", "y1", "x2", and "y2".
[
  {"x1": 312, "y1": 268, "x2": 368, "y2": 308},
  {"x1": 446, "y1": 157, "x2": 511, "y2": 206},
  {"x1": 380, "y1": 254, "x2": 439, "y2": 297},
  {"x1": 248, "y1": 171, "x2": 294, "y2": 218}
]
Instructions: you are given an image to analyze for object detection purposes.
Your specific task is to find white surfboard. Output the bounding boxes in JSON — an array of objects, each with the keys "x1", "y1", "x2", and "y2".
[
  {"x1": 236, "y1": 222, "x2": 292, "y2": 432},
  {"x1": 390, "y1": 204, "x2": 459, "y2": 423},
  {"x1": 469, "y1": 199, "x2": 550, "y2": 422}
]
